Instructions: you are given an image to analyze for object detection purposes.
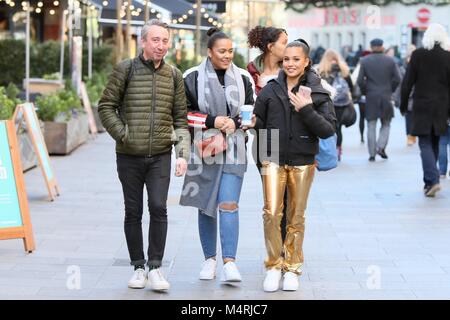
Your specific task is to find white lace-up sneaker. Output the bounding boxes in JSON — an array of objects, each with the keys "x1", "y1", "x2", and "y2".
[
  {"x1": 199, "y1": 258, "x2": 217, "y2": 280},
  {"x1": 221, "y1": 261, "x2": 242, "y2": 282},
  {"x1": 282, "y1": 271, "x2": 299, "y2": 291},
  {"x1": 128, "y1": 268, "x2": 148, "y2": 289},
  {"x1": 263, "y1": 268, "x2": 282, "y2": 292},
  {"x1": 148, "y1": 268, "x2": 170, "y2": 291}
]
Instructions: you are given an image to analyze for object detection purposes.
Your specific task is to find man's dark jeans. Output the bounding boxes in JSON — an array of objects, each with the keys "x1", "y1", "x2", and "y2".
[
  {"x1": 116, "y1": 152, "x2": 171, "y2": 269},
  {"x1": 418, "y1": 133, "x2": 440, "y2": 187}
]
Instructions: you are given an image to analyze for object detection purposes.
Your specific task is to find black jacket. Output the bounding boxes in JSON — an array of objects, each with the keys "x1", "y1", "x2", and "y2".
[
  {"x1": 183, "y1": 67, "x2": 255, "y2": 129},
  {"x1": 400, "y1": 45, "x2": 450, "y2": 136},
  {"x1": 254, "y1": 69, "x2": 336, "y2": 166}
]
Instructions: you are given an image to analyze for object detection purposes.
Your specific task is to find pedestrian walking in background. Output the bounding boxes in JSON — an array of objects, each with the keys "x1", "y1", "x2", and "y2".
[
  {"x1": 357, "y1": 38, "x2": 401, "y2": 162},
  {"x1": 318, "y1": 49, "x2": 354, "y2": 161},
  {"x1": 439, "y1": 119, "x2": 450, "y2": 179},
  {"x1": 249, "y1": 39, "x2": 336, "y2": 292},
  {"x1": 393, "y1": 44, "x2": 417, "y2": 146},
  {"x1": 180, "y1": 28, "x2": 255, "y2": 283},
  {"x1": 401, "y1": 23, "x2": 450, "y2": 197},
  {"x1": 98, "y1": 20, "x2": 190, "y2": 291},
  {"x1": 247, "y1": 25, "x2": 290, "y2": 243},
  {"x1": 351, "y1": 49, "x2": 372, "y2": 144}
]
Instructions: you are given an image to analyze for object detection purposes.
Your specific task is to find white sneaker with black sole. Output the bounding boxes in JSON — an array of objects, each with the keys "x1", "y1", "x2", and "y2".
[
  {"x1": 199, "y1": 258, "x2": 217, "y2": 280},
  {"x1": 221, "y1": 261, "x2": 242, "y2": 282},
  {"x1": 148, "y1": 268, "x2": 170, "y2": 291},
  {"x1": 128, "y1": 268, "x2": 148, "y2": 289}
]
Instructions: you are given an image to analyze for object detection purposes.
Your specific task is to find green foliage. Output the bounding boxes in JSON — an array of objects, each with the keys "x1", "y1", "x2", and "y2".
[
  {"x1": 0, "y1": 83, "x2": 22, "y2": 120},
  {"x1": 0, "y1": 39, "x2": 114, "y2": 87},
  {"x1": 35, "y1": 88, "x2": 83, "y2": 122},
  {"x1": 43, "y1": 73, "x2": 61, "y2": 80},
  {"x1": 31, "y1": 41, "x2": 70, "y2": 80},
  {"x1": 0, "y1": 87, "x2": 16, "y2": 120},
  {"x1": 5, "y1": 83, "x2": 21, "y2": 103},
  {"x1": 0, "y1": 40, "x2": 26, "y2": 87},
  {"x1": 84, "y1": 44, "x2": 114, "y2": 76},
  {"x1": 84, "y1": 71, "x2": 108, "y2": 106},
  {"x1": 233, "y1": 51, "x2": 247, "y2": 69}
]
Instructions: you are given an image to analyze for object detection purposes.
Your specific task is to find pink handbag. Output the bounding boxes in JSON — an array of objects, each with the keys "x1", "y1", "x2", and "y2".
[{"x1": 195, "y1": 132, "x2": 228, "y2": 158}]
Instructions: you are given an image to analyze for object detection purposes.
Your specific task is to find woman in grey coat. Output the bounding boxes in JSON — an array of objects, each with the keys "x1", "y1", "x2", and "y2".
[{"x1": 180, "y1": 28, "x2": 255, "y2": 282}]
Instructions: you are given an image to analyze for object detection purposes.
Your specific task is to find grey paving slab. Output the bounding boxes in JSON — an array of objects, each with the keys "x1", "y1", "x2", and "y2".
[{"x1": 1, "y1": 109, "x2": 450, "y2": 299}]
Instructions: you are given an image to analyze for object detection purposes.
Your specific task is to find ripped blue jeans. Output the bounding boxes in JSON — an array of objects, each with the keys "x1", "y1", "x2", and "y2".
[{"x1": 198, "y1": 172, "x2": 243, "y2": 260}]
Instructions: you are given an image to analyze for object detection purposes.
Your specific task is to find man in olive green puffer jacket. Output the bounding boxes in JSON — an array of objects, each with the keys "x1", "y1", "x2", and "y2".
[{"x1": 98, "y1": 19, "x2": 190, "y2": 291}]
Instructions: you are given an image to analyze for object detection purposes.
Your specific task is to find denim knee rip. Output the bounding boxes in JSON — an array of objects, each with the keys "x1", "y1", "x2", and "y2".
[{"x1": 218, "y1": 202, "x2": 239, "y2": 213}]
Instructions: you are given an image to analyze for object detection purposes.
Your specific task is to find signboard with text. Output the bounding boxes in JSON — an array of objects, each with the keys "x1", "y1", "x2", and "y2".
[
  {"x1": 0, "y1": 120, "x2": 35, "y2": 252},
  {"x1": 14, "y1": 103, "x2": 60, "y2": 201}
]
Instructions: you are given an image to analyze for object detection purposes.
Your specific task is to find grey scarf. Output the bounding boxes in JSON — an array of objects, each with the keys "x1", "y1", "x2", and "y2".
[{"x1": 197, "y1": 58, "x2": 245, "y2": 118}]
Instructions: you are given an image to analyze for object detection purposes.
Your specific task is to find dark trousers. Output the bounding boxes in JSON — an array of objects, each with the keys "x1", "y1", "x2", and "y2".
[
  {"x1": 116, "y1": 152, "x2": 171, "y2": 269},
  {"x1": 405, "y1": 111, "x2": 413, "y2": 135},
  {"x1": 418, "y1": 132, "x2": 440, "y2": 187},
  {"x1": 335, "y1": 107, "x2": 346, "y2": 147},
  {"x1": 358, "y1": 102, "x2": 366, "y2": 141}
]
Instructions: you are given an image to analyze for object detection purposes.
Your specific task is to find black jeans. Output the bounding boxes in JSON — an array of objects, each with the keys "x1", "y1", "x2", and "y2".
[
  {"x1": 418, "y1": 132, "x2": 440, "y2": 187},
  {"x1": 335, "y1": 107, "x2": 346, "y2": 147},
  {"x1": 405, "y1": 111, "x2": 413, "y2": 135},
  {"x1": 358, "y1": 102, "x2": 366, "y2": 141},
  {"x1": 116, "y1": 152, "x2": 171, "y2": 269}
]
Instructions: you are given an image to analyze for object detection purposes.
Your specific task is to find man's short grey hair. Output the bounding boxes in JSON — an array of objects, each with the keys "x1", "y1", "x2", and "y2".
[{"x1": 141, "y1": 19, "x2": 170, "y2": 40}]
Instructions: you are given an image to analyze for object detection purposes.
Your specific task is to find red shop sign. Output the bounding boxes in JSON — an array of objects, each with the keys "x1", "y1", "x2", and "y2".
[{"x1": 417, "y1": 7, "x2": 431, "y2": 24}]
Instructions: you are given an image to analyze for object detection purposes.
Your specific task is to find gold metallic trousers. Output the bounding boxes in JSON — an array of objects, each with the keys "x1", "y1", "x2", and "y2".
[{"x1": 261, "y1": 162, "x2": 315, "y2": 274}]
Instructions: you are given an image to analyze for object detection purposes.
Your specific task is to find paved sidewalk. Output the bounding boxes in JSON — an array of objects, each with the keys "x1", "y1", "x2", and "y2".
[{"x1": 1, "y1": 110, "x2": 450, "y2": 300}]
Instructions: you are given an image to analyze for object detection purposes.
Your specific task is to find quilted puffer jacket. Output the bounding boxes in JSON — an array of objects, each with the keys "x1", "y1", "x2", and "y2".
[{"x1": 98, "y1": 53, "x2": 190, "y2": 160}]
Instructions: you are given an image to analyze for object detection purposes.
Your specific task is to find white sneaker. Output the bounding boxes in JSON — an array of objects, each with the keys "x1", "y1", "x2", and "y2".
[
  {"x1": 221, "y1": 261, "x2": 242, "y2": 282},
  {"x1": 128, "y1": 268, "x2": 148, "y2": 289},
  {"x1": 199, "y1": 258, "x2": 217, "y2": 280},
  {"x1": 148, "y1": 268, "x2": 170, "y2": 291},
  {"x1": 263, "y1": 268, "x2": 282, "y2": 292},
  {"x1": 282, "y1": 272, "x2": 299, "y2": 291}
]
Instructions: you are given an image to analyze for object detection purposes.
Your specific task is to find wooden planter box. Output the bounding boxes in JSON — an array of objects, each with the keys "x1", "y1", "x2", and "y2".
[
  {"x1": 92, "y1": 105, "x2": 105, "y2": 133},
  {"x1": 18, "y1": 130, "x2": 39, "y2": 172},
  {"x1": 24, "y1": 78, "x2": 64, "y2": 96},
  {"x1": 43, "y1": 113, "x2": 89, "y2": 155}
]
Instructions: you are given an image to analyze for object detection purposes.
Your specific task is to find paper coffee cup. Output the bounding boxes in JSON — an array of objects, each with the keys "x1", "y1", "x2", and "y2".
[{"x1": 240, "y1": 105, "x2": 254, "y2": 126}]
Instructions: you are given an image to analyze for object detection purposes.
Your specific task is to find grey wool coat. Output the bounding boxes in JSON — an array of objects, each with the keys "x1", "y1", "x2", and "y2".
[{"x1": 357, "y1": 52, "x2": 401, "y2": 121}]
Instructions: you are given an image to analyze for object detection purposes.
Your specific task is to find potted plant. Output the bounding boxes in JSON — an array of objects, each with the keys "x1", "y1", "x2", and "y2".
[
  {"x1": 0, "y1": 84, "x2": 39, "y2": 172},
  {"x1": 35, "y1": 86, "x2": 88, "y2": 155},
  {"x1": 84, "y1": 72, "x2": 108, "y2": 132}
]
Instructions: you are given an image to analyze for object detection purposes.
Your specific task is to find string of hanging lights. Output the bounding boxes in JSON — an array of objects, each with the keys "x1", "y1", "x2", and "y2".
[
  {"x1": 0, "y1": 0, "x2": 223, "y2": 28},
  {"x1": 170, "y1": 2, "x2": 222, "y2": 28}
]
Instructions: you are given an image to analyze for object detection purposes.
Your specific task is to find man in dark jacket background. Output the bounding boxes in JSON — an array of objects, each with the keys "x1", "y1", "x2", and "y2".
[
  {"x1": 98, "y1": 19, "x2": 190, "y2": 291},
  {"x1": 357, "y1": 38, "x2": 401, "y2": 161},
  {"x1": 401, "y1": 23, "x2": 450, "y2": 197}
]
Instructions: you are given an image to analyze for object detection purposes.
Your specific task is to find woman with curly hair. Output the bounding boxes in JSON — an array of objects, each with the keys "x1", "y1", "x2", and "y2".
[{"x1": 247, "y1": 26, "x2": 288, "y2": 96}]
